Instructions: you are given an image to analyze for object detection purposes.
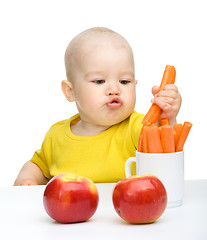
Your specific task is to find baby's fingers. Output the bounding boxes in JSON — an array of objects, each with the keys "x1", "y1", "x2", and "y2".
[
  {"x1": 151, "y1": 85, "x2": 160, "y2": 96},
  {"x1": 156, "y1": 90, "x2": 177, "y2": 99},
  {"x1": 152, "y1": 96, "x2": 174, "y2": 108},
  {"x1": 163, "y1": 84, "x2": 178, "y2": 92}
]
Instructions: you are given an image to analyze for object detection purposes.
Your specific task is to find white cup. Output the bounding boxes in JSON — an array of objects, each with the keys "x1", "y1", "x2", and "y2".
[{"x1": 125, "y1": 151, "x2": 184, "y2": 208}]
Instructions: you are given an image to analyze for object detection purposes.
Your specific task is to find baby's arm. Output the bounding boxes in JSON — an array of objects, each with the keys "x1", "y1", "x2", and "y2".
[{"x1": 14, "y1": 161, "x2": 48, "y2": 186}]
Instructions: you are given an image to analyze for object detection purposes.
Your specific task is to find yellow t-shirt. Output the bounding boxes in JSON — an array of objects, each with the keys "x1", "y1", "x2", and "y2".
[{"x1": 30, "y1": 111, "x2": 144, "y2": 182}]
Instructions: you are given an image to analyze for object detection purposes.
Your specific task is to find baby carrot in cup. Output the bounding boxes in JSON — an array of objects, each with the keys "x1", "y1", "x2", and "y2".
[
  {"x1": 142, "y1": 126, "x2": 150, "y2": 153},
  {"x1": 176, "y1": 122, "x2": 192, "y2": 152},
  {"x1": 160, "y1": 118, "x2": 170, "y2": 126},
  {"x1": 146, "y1": 125, "x2": 163, "y2": 153},
  {"x1": 173, "y1": 123, "x2": 183, "y2": 146},
  {"x1": 160, "y1": 125, "x2": 175, "y2": 153},
  {"x1": 138, "y1": 122, "x2": 150, "y2": 152}
]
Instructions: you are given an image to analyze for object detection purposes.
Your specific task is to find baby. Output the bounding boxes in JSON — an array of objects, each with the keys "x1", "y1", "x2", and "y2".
[{"x1": 14, "y1": 27, "x2": 181, "y2": 185}]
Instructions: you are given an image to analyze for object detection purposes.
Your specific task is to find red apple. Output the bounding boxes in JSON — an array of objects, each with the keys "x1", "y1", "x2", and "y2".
[
  {"x1": 43, "y1": 173, "x2": 99, "y2": 223},
  {"x1": 112, "y1": 174, "x2": 167, "y2": 224}
]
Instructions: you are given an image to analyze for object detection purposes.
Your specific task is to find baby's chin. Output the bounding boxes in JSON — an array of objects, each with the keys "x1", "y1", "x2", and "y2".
[{"x1": 99, "y1": 112, "x2": 132, "y2": 127}]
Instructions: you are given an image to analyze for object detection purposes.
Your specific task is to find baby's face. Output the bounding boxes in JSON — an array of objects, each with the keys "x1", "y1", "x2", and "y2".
[{"x1": 70, "y1": 34, "x2": 136, "y2": 127}]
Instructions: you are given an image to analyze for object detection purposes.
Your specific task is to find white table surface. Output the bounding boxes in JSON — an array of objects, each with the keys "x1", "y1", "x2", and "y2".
[{"x1": 0, "y1": 180, "x2": 207, "y2": 240}]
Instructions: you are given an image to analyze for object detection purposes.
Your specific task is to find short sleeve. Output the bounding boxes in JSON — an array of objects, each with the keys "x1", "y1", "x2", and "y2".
[{"x1": 30, "y1": 130, "x2": 52, "y2": 179}]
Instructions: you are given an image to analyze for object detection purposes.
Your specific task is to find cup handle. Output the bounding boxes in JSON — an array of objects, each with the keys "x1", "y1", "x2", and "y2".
[{"x1": 125, "y1": 157, "x2": 136, "y2": 178}]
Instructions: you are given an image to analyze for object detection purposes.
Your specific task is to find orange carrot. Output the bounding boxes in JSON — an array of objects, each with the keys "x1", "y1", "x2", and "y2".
[
  {"x1": 142, "y1": 65, "x2": 176, "y2": 125},
  {"x1": 138, "y1": 122, "x2": 150, "y2": 152},
  {"x1": 176, "y1": 122, "x2": 192, "y2": 152},
  {"x1": 160, "y1": 118, "x2": 170, "y2": 126},
  {"x1": 173, "y1": 129, "x2": 176, "y2": 146},
  {"x1": 159, "y1": 65, "x2": 176, "y2": 90},
  {"x1": 142, "y1": 126, "x2": 150, "y2": 153},
  {"x1": 138, "y1": 127, "x2": 144, "y2": 152},
  {"x1": 146, "y1": 125, "x2": 163, "y2": 153},
  {"x1": 160, "y1": 125, "x2": 175, "y2": 153},
  {"x1": 173, "y1": 123, "x2": 183, "y2": 146},
  {"x1": 143, "y1": 105, "x2": 162, "y2": 125}
]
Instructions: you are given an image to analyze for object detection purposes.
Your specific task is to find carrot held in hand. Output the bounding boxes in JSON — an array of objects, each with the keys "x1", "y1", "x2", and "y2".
[
  {"x1": 159, "y1": 65, "x2": 176, "y2": 90},
  {"x1": 142, "y1": 65, "x2": 176, "y2": 125},
  {"x1": 147, "y1": 125, "x2": 163, "y2": 153},
  {"x1": 176, "y1": 122, "x2": 192, "y2": 152},
  {"x1": 160, "y1": 125, "x2": 175, "y2": 153},
  {"x1": 142, "y1": 104, "x2": 161, "y2": 125}
]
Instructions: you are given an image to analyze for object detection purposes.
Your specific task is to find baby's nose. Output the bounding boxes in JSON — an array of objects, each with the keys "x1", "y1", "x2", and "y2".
[{"x1": 106, "y1": 82, "x2": 120, "y2": 96}]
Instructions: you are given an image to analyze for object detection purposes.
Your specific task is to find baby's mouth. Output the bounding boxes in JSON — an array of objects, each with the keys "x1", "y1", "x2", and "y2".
[{"x1": 106, "y1": 98, "x2": 122, "y2": 108}]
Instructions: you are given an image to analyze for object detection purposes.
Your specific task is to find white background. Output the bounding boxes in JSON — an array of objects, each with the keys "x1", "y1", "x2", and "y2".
[{"x1": 0, "y1": 0, "x2": 206, "y2": 186}]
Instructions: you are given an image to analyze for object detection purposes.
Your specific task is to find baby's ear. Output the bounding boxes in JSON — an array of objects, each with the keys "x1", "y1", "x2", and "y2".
[{"x1": 61, "y1": 80, "x2": 76, "y2": 102}]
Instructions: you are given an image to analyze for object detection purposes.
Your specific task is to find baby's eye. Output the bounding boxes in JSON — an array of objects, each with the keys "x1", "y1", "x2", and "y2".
[
  {"x1": 119, "y1": 80, "x2": 130, "y2": 85},
  {"x1": 93, "y1": 80, "x2": 105, "y2": 84}
]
